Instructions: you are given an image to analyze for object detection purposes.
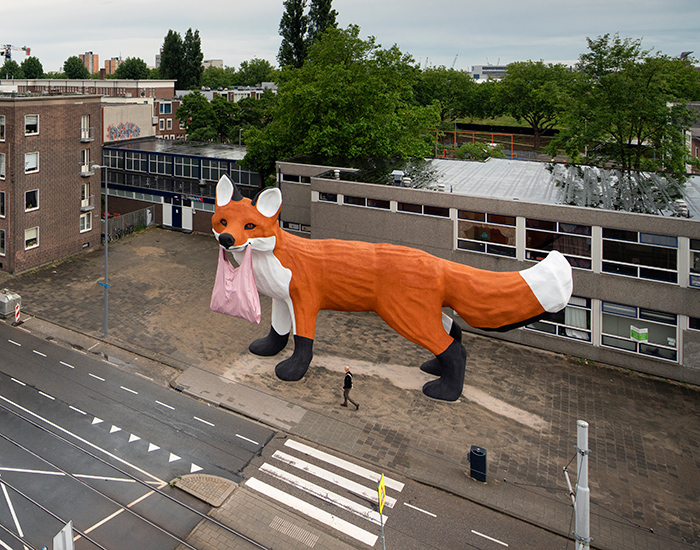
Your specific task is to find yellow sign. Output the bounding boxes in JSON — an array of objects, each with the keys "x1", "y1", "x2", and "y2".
[{"x1": 378, "y1": 474, "x2": 386, "y2": 515}]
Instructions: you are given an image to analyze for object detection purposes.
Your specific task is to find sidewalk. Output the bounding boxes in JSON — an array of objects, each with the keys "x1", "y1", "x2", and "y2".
[{"x1": 1, "y1": 227, "x2": 698, "y2": 550}]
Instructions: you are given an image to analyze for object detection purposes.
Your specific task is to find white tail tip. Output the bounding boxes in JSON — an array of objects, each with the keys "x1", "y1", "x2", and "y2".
[{"x1": 520, "y1": 251, "x2": 573, "y2": 313}]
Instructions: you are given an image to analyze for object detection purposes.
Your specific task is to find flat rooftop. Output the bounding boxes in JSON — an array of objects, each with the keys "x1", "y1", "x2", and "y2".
[{"x1": 107, "y1": 139, "x2": 246, "y2": 161}]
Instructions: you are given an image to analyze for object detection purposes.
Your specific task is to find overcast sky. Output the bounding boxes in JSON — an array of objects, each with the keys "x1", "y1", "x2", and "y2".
[{"x1": 3, "y1": 0, "x2": 699, "y2": 74}]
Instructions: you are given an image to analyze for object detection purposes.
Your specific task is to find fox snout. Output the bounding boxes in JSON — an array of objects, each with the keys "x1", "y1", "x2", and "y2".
[{"x1": 218, "y1": 233, "x2": 236, "y2": 249}]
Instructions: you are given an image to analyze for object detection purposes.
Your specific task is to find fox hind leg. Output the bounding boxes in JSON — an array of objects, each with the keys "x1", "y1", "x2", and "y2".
[
  {"x1": 420, "y1": 315, "x2": 462, "y2": 376},
  {"x1": 275, "y1": 336, "x2": 313, "y2": 381},
  {"x1": 422, "y1": 337, "x2": 467, "y2": 402},
  {"x1": 249, "y1": 298, "x2": 292, "y2": 356}
]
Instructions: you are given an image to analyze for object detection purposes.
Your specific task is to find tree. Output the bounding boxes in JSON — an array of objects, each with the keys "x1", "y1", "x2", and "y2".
[
  {"x1": 0, "y1": 59, "x2": 24, "y2": 79},
  {"x1": 548, "y1": 34, "x2": 700, "y2": 174},
  {"x1": 413, "y1": 67, "x2": 477, "y2": 122},
  {"x1": 237, "y1": 58, "x2": 276, "y2": 86},
  {"x1": 63, "y1": 56, "x2": 90, "y2": 79},
  {"x1": 308, "y1": 0, "x2": 337, "y2": 43},
  {"x1": 160, "y1": 30, "x2": 184, "y2": 87},
  {"x1": 202, "y1": 65, "x2": 234, "y2": 89},
  {"x1": 20, "y1": 56, "x2": 43, "y2": 78},
  {"x1": 113, "y1": 57, "x2": 150, "y2": 80},
  {"x1": 495, "y1": 61, "x2": 575, "y2": 149},
  {"x1": 278, "y1": 0, "x2": 308, "y2": 69},
  {"x1": 176, "y1": 91, "x2": 217, "y2": 141},
  {"x1": 182, "y1": 28, "x2": 204, "y2": 89},
  {"x1": 246, "y1": 25, "x2": 440, "y2": 181}
]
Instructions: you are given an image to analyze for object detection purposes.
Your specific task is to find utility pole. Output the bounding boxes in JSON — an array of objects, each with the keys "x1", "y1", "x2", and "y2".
[{"x1": 564, "y1": 420, "x2": 592, "y2": 549}]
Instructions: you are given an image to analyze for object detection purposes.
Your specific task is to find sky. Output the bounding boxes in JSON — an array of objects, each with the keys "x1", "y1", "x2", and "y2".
[{"x1": 3, "y1": 0, "x2": 699, "y2": 74}]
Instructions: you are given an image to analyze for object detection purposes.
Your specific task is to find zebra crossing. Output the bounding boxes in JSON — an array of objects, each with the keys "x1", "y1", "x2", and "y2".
[{"x1": 245, "y1": 439, "x2": 404, "y2": 546}]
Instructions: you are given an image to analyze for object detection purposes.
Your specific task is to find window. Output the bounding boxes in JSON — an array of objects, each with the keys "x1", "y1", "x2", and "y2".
[
  {"x1": 25, "y1": 114, "x2": 39, "y2": 135},
  {"x1": 0, "y1": 115, "x2": 4, "y2": 141},
  {"x1": 602, "y1": 229, "x2": 677, "y2": 283},
  {"x1": 81, "y1": 149, "x2": 91, "y2": 172},
  {"x1": 149, "y1": 154, "x2": 172, "y2": 175},
  {"x1": 690, "y1": 317, "x2": 700, "y2": 331},
  {"x1": 24, "y1": 227, "x2": 39, "y2": 249},
  {"x1": 0, "y1": 191, "x2": 4, "y2": 217},
  {"x1": 125, "y1": 151, "x2": 148, "y2": 172},
  {"x1": 166, "y1": 119, "x2": 173, "y2": 130},
  {"x1": 398, "y1": 202, "x2": 449, "y2": 217},
  {"x1": 80, "y1": 114, "x2": 92, "y2": 141},
  {"x1": 201, "y1": 159, "x2": 228, "y2": 181},
  {"x1": 174, "y1": 156, "x2": 199, "y2": 179},
  {"x1": 526, "y1": 219, "x2": 591, "y2": 269},
  {"x1": 601, "y1": 301, "x2": 677, "y2": 361},
  {"x1": 0, "y1": 152, "x2": 4, "y2": 179},
  {"x1": 25, "y1": 190, "x2": 39, "y2": 211},
  {"x1": 80, "y1": 212, "x2": 92, "y2": 232},
  {"x1": 159, "y1": 102, "x2": 172, "y2": 114},
  {"x1": 690, "y1": 239, "x2": 700, "y2": 289},
  {"x1": 0, "y1": 229, "x2": 4, "y2": 256},
  {"x1": 527, "y1": 296, "x2": 592, "y2": 342},
  {"x1": 25, "y1": 152, "x2": 39, "y2": 173},
  {"x1": 159, "y1": 119, "x2": 165, "y2": 131},
  {"x1": 457, "y1": 210, "x2": 516, "y2": 257},
  {"x1": 104, "y1": 149, "x2": 124, "y2": 169},
  {"x1": 319, "y1": 192, "x2": 338, "y2": 203},
  {"x1": 344, "y1": 195, "x2": 366, "y2": 206}
]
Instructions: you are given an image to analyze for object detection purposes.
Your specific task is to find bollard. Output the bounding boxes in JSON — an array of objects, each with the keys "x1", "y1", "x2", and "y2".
[{"x1": 469, "y1": 445, "x2": 487, "y2": 482}]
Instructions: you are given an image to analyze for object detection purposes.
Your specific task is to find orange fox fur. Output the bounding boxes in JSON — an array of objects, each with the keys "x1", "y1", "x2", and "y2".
[{"x1": 212, "y1": 175, "x2": 572, "y2": 401}]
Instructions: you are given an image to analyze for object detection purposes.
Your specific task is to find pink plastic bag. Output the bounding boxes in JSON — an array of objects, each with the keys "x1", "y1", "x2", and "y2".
[{"x1": 210, "y1": 245, "x2": 261, "y2": 324}]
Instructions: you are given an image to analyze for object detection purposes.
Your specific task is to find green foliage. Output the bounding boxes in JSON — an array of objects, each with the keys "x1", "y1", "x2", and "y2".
[
  {"x1": 495, "y1": 61, "x2": 575, "y2": 149},
  {"x1": 547, "y1": 33, "x2": 700, "y2": 174},
  {"x1": 182, "y1": 28, "x2": 204, "y2": 89},
  {"x1": 414, "y1": 67, "x2": 478, "y2": 122},
  {"x1": 237, "y1": 58, "x2": 276, "y2": 86},
  {"x1": 0, "y1": 59, "x2": 24, "y2": 79},
  {"x1": 176, "y1": 91, "x2": 239, "y2": 142},
  {"x1": 20, "y1": 56, "x2": 43, "y2": 78},
  {"x1": 448, "y1": 141, "x2": 507, "y2": 161},
  {"x1": 308, "y1": 0, "x2": 338, "y2": 43},
  {"x1": 278, "y1": 0, "x2": 308, "y2": 69},
  {"x1": 113, "y1": 57, "x2": 150, "y2": 80},
  {"x1": 246, "y1": 25, "x2": 440, "y2": 180},
  {"x1": 202, "y1": 66, "x2": 234, "y2": 89},
  {"x1": 160, "y1": 30, "x2": 184, "y2": 87},
  {"x1": 63, "y1": 56, "x2": 89, "y2": 79}
]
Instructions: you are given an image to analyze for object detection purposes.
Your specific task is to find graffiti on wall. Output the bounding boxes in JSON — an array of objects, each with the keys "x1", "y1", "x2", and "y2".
[{"x1": 107, "y1": 122, "x2": 141, "y2": 141}]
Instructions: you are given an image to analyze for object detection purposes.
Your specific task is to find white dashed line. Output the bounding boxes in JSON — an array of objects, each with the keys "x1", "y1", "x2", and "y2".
[
  {"x1": 38, "y1": 392, "x2": 55, "y2": 401},
  {"x1": 60, "y1": 361, "x2": 75, "y2": 369},
  {"x1": 155, "y1": 400, "x2": 174, "y2": 410},
  {"x1": 8, "y1": 340, "x2": 20, "y2": 347},
  {"x1": 10, "y1": 378, "x2": 25, "y2": 386},
  {"x1": 69, "y1": 406, "x2": 87, "y2": 415},
  {"x1": 472, "y1": 530, "x2": 509, "y2": 547},
  {"x1": 194, "y1": 416, "x2": 214, "y2": 427},
  {"x1": 120, "y1": 386, "x2": 138, "y2": 395},
  {"x1": 32, "y1": 350, "x2": 46, "y2": 357},
  {"x1": 403, "y1": 502, "x2": 437, "y2": 517},
  {"x1": 89, "y1": 373, "x2": 105, "y2": 381},
  {"x1": 235, "y1": 433, "x2": 260, "y2": 446}
]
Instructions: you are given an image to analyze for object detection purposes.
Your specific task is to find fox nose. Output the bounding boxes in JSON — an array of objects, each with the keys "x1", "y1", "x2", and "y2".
[{"x1": 219, "y1": 233, "x2": 235, "y2": 249}]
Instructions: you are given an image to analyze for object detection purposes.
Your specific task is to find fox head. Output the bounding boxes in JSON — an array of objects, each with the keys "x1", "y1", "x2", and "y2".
[{"x1": 212, "y1": 175, "x2": 282, "y2": 252}]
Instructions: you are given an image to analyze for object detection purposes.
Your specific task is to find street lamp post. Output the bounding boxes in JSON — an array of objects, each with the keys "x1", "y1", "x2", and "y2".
[{"x1": 92, "y1": 165, "x2": 110, "y2": 338}]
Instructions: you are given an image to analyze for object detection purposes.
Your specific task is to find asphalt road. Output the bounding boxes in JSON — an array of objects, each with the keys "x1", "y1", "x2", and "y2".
[{"x1": 0, "y1": 322, "x2": 274, "y2": 549}]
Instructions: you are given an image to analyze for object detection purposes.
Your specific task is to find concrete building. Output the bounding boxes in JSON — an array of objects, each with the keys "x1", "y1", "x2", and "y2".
[
  {"x1": 275, "y1": 157, "x2": 700, "y2": 384},
  {"x1": 0, "y1": 95, "x2": 103, "y2": 274},
  {"x1": 79, "y1": 51, "x2": 99, "y2": 74},
  {"x1": 104, "y1": 57, "x2": 123, "y2": 75}
]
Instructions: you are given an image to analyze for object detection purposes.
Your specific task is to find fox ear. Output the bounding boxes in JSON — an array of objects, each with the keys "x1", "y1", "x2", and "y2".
[
  {"x1": 253, "y1": 187, "x2": 282, "y2": 218},
  {"x1": 216, "y1": 174, "x2": 243, "y2": 206}
]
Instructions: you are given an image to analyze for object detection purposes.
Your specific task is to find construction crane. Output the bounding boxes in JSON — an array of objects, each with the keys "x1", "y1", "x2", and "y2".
[
  {"x1": 452, "y1": 54, "x2": 458, "y2": 69},
  {"x1": 1, "y1": 45, "x2": 31, "y2": 62}
]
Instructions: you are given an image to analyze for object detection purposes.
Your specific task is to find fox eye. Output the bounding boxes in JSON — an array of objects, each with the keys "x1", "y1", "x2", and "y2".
[
  {"x1": 245, "y1": 223, "x2": 256, "y2": 230},
  {"x1": 220, "y1": 219, "x2": 227, "y2": 227}
]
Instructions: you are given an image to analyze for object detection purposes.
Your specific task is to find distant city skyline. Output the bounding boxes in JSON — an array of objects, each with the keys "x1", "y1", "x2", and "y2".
[{"x1": 4, "y1": 0, "x2": 698, "y2": 74}]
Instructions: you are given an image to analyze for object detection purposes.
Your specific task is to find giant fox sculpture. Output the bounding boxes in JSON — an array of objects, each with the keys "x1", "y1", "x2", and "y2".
[{"x1": 212, "y1": 175, "x2": 573, "y2": 401}]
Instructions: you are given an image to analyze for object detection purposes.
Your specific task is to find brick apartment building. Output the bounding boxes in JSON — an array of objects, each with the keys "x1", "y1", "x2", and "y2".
[{"x1": 0, "y1": 95, "x2": 103, "y2": 274}]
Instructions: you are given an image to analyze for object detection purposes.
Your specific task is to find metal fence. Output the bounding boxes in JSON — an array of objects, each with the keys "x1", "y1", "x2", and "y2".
[{"x1": 103, "y1": 206, "x2": 156, "y2": 243}]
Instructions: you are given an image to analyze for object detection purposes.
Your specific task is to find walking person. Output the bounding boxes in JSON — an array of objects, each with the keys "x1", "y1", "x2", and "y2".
[{"x1": 341, "y1": 365, "x2": 359, "y2": 410}]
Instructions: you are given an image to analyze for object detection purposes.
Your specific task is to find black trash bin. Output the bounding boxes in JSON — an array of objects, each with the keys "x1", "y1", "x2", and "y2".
[{"x1": 469, "y1": 445, "x2": 487, "y2": 482}]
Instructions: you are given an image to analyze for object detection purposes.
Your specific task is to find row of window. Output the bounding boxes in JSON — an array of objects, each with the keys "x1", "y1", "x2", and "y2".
[
  {"x1": 0, "y1": 214, "x2": 92, "y2": 256},
  {"x1": 1, "y1": 185, "x2": 92, "y2": 217},
  {"x1": 525, "y1": 297, "x2": 695, "y2": 362},
  {"x1": 317, "y1": 192, "x2": 699, "y2": 287},
  {"x1": 0, "y1": 114, "x2": 39, "y2": 139}
]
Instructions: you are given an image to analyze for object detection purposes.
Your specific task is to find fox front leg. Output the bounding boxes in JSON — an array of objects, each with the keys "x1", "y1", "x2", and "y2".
[{"x1": 249, "y1": 298, "x2": 292, "y2": 356}]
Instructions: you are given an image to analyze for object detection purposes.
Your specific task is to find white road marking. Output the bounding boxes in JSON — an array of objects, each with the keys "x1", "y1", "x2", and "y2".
[
  {"x1": 38, "y1": 391, "x2": 55, "y2": 401},
  {"x1": 87, "y1": 342, "x2": 100, "y2": 351},
  {"x1": 285, "y1": 439, "x2": 405, "y2": 492},
  {"x1": 69, "y1": 406, "x2": 87, "y2": 415},
  {"x1": 32, "y1": 350, "x2": 46, "y2": 357},
  {"x1": 89, "y1": 373, "x2": 105, "y2": 381},
  {"x1": 472, "y1": 529, "x2": 509, "y2": 547},
  {"x1": 0, "y1": 468, "x2": 152, "y2": 485},
  {"x1": 110, "y1": 426, "x2": 121, "y2": 434},
  {"x1": 235, "y1": 433, "x2": 259, "y2": 446},
  {"x1": 273, "y1": 450, "x2": 396, "y2": 508},
  {"x1": 10, "y1": 378, "x2": 25, "y2": 386},
  {"x1": 155, "y1": 400, "x2": 175, "y2": 410},
  {"x1": 169, "y1": 453, "x2": 181, "y2": 463},
  {"x1": 403, "y1": 502, "x2": 437, "y2": 517},
  {"x1": 92, "y1": 417, "x2": 104, "y2": 425},
  {"x1": 246, "y1": 477, "x2": 378, "y2": 546},
  {"x1": 148, "y1": 443, "x2": 160, "y2": 452},
  {"x1": 120, "y1": 386, "x2": 138, "y2": 395},
  {"x1": 1, "y1": 483, "x2": 24, "y2": 539},
  {"x1": 193, "y1": 416, "x2": 214, "y2": 427},
  {"x1": 129, "y1": 434, "x2": 141, "y2": 443},
  {"x1": 260, "y1": 463, "x2": 386, "y2": 525},
  {"x1": 0, "y1": 394, "x2": 165, "y2": 485},
  {"x1": 8, "y1": 340, "x2": 20, "y2": 347},
  {"x1": 190, "y1": 464, "x2": 203, "y2": 473},
  {"x1": 60, "y1": 361, "x2": 75, "y2": 369}
]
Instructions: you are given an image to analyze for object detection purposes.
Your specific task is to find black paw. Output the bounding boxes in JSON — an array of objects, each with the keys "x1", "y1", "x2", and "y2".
[
  {"x1": 420, "y1": 322, "x2": 463, "y2": 377},
  {"x1": 250, "y1": 326, "x2": 289, "y2": 356},
  {"x1": 274, "y1": 336, "x2": 313, "y2": 381},
  {"x1": 421, "y1": 339, "x2": 467, "y2": 402}
]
